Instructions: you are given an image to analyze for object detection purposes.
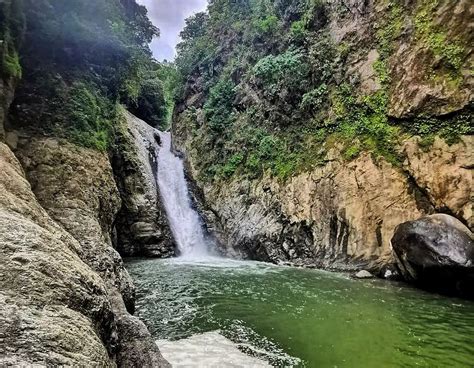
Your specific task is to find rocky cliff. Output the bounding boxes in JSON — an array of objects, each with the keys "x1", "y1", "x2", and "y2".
[
  {"x1": 172, "y1": 0, "x2": 473, "y2": 276},
  {"x1": 0, "y1": 0, "x2": 175, "y2": 364},
  {"x1": 176, "y1": 131, "x2": 472, "y2": 274},
  {"x1": 112, "y1": 111, "x2": 175, "y2": 258},
  {"x1": 0, "y1": 126, "x2": 170, "y2": 366}
]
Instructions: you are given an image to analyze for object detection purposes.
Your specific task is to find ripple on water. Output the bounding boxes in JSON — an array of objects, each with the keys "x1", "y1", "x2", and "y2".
[{"x1": 126, "y1": 258, "x2": 474, "y2": 368}]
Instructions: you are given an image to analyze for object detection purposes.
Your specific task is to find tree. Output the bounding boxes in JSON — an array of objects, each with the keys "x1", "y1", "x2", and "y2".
[{"x1": 180, "y1": 12, "x2": 209, "y2": 41}]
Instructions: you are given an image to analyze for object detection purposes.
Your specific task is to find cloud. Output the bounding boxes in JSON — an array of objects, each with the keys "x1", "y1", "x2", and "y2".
[{"x1": 137, "y1": 0, "x2": 208, "y2": 61}]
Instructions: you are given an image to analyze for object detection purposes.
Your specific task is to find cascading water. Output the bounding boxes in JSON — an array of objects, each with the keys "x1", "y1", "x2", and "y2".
[{"x1": 157, "y1": 132, "x2": 213, "y2": 259}]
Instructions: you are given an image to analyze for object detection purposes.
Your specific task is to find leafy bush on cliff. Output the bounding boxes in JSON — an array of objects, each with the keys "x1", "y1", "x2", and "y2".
[
  {"x1": 0, "y1": 0, "x2": 25, "y2": 79},
  {"x1": 129, "y1": 78, "x2": 167, "y2": 130},
  {"x1": 175, "y1": 0, "x2": 472, "y2": 182},
  {"x1": 204, "y1": 77, "x2": 236, "y2": 134},
  {"x1": 9, "y1": 0, "x2": 163, "y2": 150}
]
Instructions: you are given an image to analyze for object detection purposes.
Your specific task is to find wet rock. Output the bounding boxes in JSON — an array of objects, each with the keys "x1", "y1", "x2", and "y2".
[
  {"x1": 392, "y1": 214, "x2": 474, "y2": 298},
  {"x1": 0, "y1": 142, "x2": 114, "y2": 365},
  {"x1": 13, "y1": 136, "x2": 170, "y2": 365},
  {"x1": 110, "y1": 289, "x2": 171, "y2": 368},
  {"x1": 355, "y1": 270, "x2": 374, "y2": 279},
  {"x1": 112, "y1": 111, "x2": 175, "y2": 257}
]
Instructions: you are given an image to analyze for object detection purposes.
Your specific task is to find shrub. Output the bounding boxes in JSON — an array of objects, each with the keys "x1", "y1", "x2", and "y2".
[
  {"x1": 300, "y1": 84, "x2": 328, "y2": 113},
  {"x1": 252, "y1": 49, "x2": 310, "y2": 97},
  {"x1": 2, "y1": 49, "x2": 22, "y2": 78},
  {"x1": 204, "y1": 77, "x2": 236, "y2": 133},
  {"x1": 66, "y1": 82, "x2": 116, "y2": 151},
  {"x1": 255, "y1": 15, "x2": 279, "y2": 35},
  {"x1": 290, "y1": 20, "x2": 307, "y2": 42},
  {"x1": 130, "y1": 78, "x2": 167, "y2": 129}
]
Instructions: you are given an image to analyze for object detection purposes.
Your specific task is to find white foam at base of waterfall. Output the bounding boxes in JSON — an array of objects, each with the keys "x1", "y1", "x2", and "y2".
[{"x1": 156, "y1": 331, "x2": 271, "y2": 368}]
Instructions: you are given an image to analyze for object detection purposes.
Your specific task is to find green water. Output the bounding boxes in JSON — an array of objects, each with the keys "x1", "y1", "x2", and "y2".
[{"x1": 126, "y1": 257, "x2": 474, "y2": 367}]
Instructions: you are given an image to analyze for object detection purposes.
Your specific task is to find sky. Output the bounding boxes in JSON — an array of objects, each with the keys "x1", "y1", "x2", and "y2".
[{"x1": 138, "y1": 0, "x2": 208, "y2": 61}]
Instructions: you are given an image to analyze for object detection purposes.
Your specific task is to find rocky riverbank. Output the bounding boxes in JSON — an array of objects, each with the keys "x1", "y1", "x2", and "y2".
[{"x1": 0, "y1": 109, "x2": 171, "y2": 366}]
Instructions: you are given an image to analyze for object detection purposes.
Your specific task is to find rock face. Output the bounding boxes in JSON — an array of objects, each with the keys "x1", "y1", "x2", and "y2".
[
  {"x1": 327, "y1": 0, "x2": 473, "y2": 118},
  {"x1": 392, "y1": 214, "x2": 474, "y2": 298},
  {"x1": 172, "y1": 0, "x2": 472, "y2": 280},
  {"x1": 176, "y1": 134, "x2": 472, "y2": 275},
  {"x1": 0, "y1": 134, "x2": 170, "y2": 366},
  {"x1": 0, "y1": 142, "x2": 114, "y2": 365},
  {"x1": 112, "y1": 111, "x2": 175, "y2": 257}
]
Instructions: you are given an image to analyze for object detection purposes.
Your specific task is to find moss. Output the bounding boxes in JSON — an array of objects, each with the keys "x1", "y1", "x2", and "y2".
[
  {"x1": 375, "y1": 2, "x2": 404, "y2": 59},
  {"x1": 2, "y1": 49, "x2": 22, "y2": 78},
  {"x1": 403, "y1": 110, "x2": 473, "y2": 146},
  {"x1": 415, "y1": 0, "x2": 466, "y2": 71}
]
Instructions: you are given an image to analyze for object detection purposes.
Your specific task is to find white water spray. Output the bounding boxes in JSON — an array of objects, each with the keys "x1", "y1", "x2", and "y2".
[{"x1": 157, "y1": 132, "x2": 212, "y2": 259}]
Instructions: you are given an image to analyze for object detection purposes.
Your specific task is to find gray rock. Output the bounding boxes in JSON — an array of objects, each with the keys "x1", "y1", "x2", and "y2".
[
  {"x1": 11, "y1": 137, "x2": 170, "y2": 366},
  {"x1": 112, "y1": 111, "x2": 175, "y2": 258},
  {"x1": 0, "y1": 142, "x2": 114, "y2": 366},
  {"x1": 354, "y1": 270, "x2": 374, "y2": 279},
  {"x1": 392, "y1": 214, "x2": 474, "y2": 298}
]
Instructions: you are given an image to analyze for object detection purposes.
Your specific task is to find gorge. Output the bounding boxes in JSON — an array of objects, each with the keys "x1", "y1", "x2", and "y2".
[{"x1": 0, "y1": 0, "x2": 473, "y2": 367}]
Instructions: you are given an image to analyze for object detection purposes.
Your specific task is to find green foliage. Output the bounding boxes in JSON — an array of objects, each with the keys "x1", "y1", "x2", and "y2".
[
  {"x1": 175, "y1": 0, "x2": 471, "y2": 183},
  {"x1": 180, "y1": 12, "x2": 209, "y2": 41},
  {"x1": 130, "y1": 78, "x2": 167, "y2": 129},
  {"x1": 403, "y1": 111, "x2": 473, "y2": 145},
  {"x1": 415, "y1": 1, "x2": 465, "y2": 71},
  {"x1": 375, "y1": 3, "x2": 404, "y2": 59},
  {"x1": 300, "y1": 84, "x2": 328, "y2": 113},
  {"x1": 253, "y1": 49, "x2": 307, "y2": 88},
  {"x1": 1, "y1": 0, "x2": 25, "y2": 79},
  {"x1": 2, "y1": 49, "x2": 22, "y2": 78},
  {"x1": 219, "y1": 153, "x2": 244, "y2": 178},
  {"x1": 66, "y1": 82, "x2": 116, "y2": 151},
  {"x1": 331, "y1": 85, "x2": 401, "y2": 165},
  {"x1": 10, "y1": 0, "x2": 165, "y2": 151},
  {"x1": 204, "y1": 77, "x2": 236, "y2": 133},
  {"x1": 251, "y1": 49, "x2": 311, "y2": 112},
  {"x1": 290, "y1": 20, "x2": 307, "y2": 42},
  {"x1": 255, "y1": 15, "x2": 279, "y2": 35}
]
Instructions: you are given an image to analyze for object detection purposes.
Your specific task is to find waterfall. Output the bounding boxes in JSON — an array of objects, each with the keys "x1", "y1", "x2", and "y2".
[{"x1": 157, "y1": 132, "x2": 212, "y2": 259}]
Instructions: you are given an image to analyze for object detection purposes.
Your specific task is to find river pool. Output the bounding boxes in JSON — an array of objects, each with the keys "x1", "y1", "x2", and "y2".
[{"x1": 126, "y1": 257, "x2": 474, "y2": 368}]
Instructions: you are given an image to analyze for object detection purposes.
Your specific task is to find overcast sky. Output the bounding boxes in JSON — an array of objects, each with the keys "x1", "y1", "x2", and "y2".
[{"x1": 138, "y1": 0, "x2": 208, "y2": 61}]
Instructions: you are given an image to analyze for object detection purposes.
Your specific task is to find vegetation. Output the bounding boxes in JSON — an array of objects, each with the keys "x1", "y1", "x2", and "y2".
[
  {"x1": 1, "y1": 0, "x2": 25, "y2": 79},
  {"x1": 175, "y1": 0, "x2": 472, "y2": 182},
  {"x1": 6, "y1": 0, "x2": 173, "y2": 150}
]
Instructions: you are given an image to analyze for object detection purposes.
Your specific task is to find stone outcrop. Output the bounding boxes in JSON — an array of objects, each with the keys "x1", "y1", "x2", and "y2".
[
  {"x1": 392, "y1": 214, "x2": 474, "y2": 298},
  {"x1": 112, "y1": 111, "x2": 174, "y2": 257},
  {"x1": 172, "y1": 0, "x2": 473, "y2": 283},
  {"x1": 0, "y1": 134, "x2": 170, "y2": 366},
  {"x1": 327, "y1": 0, "x2": 473, "y2": 118},
  {"x1": 0, "y1": 142, "x2": 114, "y2": 365},
  {"x1": 402, "y1": 136, "x2": 473, "y2": 228},
  {"x1": 175, "y1": 133, "x2": 472, "y2": 275}
]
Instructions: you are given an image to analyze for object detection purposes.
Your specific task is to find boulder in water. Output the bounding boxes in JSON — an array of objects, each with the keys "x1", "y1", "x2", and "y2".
[
  {"x1": 391, "y1": 214, "x2": 474, "y2": 298},
  {"x1": 354, "y1": 270, "x2": 374, "y2": 279}
]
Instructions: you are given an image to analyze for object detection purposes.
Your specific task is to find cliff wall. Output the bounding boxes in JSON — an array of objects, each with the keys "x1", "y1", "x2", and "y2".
[
  {"x1": 173, "y1": 0, "x2": 473, "y2": 274},
  {"x1": 112, "y1": 111, "x2": 175, "y2": 258},
  {"x1": 0, "y1": 119, "x2": 171, "y2": 366}
]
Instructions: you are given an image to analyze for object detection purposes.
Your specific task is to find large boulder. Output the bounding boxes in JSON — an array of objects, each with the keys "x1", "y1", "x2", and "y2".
[{"x1": 391, "y1": 214, "x2": 474, "y2": 298}]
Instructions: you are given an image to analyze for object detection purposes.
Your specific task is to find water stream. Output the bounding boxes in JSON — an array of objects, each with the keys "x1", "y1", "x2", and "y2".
[
  {"x1": 129, "y1": 132, "x2": 474, "y2": 367},
  {"x1": 157, "y1": 132, "x2": 212, "y2": 259}
]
